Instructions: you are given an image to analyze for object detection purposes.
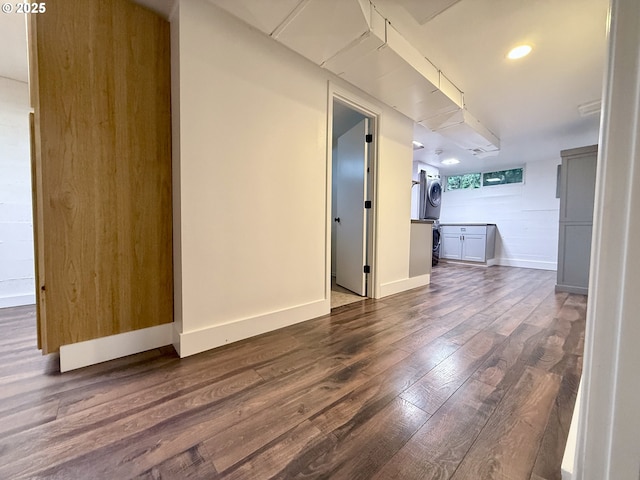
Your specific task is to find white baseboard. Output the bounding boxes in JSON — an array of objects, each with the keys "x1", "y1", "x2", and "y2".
[
  {"x1": 59, "y1": 323, "x2": 175, "y2": 372},
  {"x1": 177, "y1": 299, "x2": 329, "y2": 358},
  {"x1": 561, "y1": 380, "x2": 582, "y2": 479},
  {"x1": 0, "y1": 293, "x2": 36, "y2": 309},
  {"x1": 377, "y1": 274, "x2": 430, "y2": 299},
  {"x1": 496, "y1": 258, "x2": 557, "y2": 271}
]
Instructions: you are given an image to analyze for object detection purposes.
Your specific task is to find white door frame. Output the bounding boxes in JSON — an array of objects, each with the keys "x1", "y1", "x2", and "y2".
[{"x1": 326, "y1": 82, "x2": 381, "y2": 301}]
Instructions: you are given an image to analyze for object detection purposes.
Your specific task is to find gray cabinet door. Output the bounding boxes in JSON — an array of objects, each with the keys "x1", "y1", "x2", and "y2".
[
  {"x1": 462, "y1": 234, "x2": 487, "y2": 262},
  {"x1": 441, "y1": 233, "x2": 462, "y2": 260},
  {"x1": 556, "y1": 145, "x2": 597, "y2": 294}
]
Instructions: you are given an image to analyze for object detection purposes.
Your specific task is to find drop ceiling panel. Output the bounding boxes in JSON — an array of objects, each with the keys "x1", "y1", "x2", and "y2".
[
  {"x1": 208, "y1": 0, "x2": 304, "y2": 35},
  {"x1": 274, "y1": 0, "x2": 371, "y2": 66}
]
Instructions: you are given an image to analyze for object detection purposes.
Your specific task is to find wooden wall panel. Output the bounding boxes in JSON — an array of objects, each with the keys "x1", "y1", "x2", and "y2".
[{"x1": 29, "y1": 0, "x2": 173, "y2": 354}]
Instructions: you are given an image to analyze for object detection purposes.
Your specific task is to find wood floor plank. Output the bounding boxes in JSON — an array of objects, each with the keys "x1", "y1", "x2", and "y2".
[
  {"x1": 0, "y1": 265, "x2": 585, "y2": 480},
  {"x1": 531, "y1": 354, "x2": 582, "y2": 480},
  {"x1": 450, "y1": 366, "x2": 562, "y2": 480},
  {"x1": 400, "y1": 330, "x2": 506, "y2": 414},
  {"x1": 133, "y1": 445, "x2": 219, "y2": 480},
  {"x1": 218, "y1": 420, "x2": 327, "y2": 480},
  {"x1": 0, "y1": 399, "x2": 60, "y2": 437},
  {"x1": 203, "y1": 363, "x2": 373, "y2": 472},
  {"x1": 283, "y1": 397, "x2": 429, "y2": 480},
  {"x1": 371, "y1": 379, "x2": 500, "y2": 480},
  {"x1": 0, "y1": 369, "x2": 264, "y2": 479},
  {"x1": 524, "y1": 290, "x2": 570, "y2": 329},
  {"x1": 471, "y1": 322, "x2": 546, "y2": 388},
  {"x1": 22, "y1": 358, "x2": 345, "y2": 480}
]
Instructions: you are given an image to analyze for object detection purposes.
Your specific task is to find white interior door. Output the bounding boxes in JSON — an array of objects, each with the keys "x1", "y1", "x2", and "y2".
[{"x1": 335, "y1": 118, "x2": 369, "y2": 296}]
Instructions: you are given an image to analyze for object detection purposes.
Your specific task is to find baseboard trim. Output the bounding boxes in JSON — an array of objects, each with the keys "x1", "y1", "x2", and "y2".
[
  {"x1": 378, "y1": 274, "x2": 430, "y2": 299},
  {"x1": 496, "y1": 258, "x2": 557, "y2": 271},
  {"x1": 0, "y1": 293, "x2": 36, "y2": 309},
  {"x1": 59, "y1": 323, "x2": 174, "y2": 372},
  {"x1": 561, "y1": 380, "x2": 582, "y2": 479},
  {"x1": 556, "y1": 284, "x2": 588, "y2": 295},
  {"x1": 178, "y1": 299, "x2": 330, "y2": 358}
]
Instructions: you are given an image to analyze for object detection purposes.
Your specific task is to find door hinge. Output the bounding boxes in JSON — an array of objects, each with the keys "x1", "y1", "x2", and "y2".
[
  {"x1": 364, "y1": 200, "x2": 372, "y2": 209},
  {"x1": 365, "y1": 134, "x2": 373, "y2": 143},
  {"x1": 364, "y1": 265, "x2": 371, "y2": 274}
]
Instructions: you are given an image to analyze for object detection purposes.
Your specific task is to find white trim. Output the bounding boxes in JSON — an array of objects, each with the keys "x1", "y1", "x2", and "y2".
[
  {"x1": 168, "y1": 0, "x2": 179, "y2": 22},
  {"x1": 496, "y1": 258, "x2": 557, "y2": 271},
  {"x1": 59, "y1": 323, "x2": 175, "y2": 372},
  {"x1": 326, "y1": 82, "x2": 382, "y2": 301},
  {"x1": 377, "y1": 274, "x2": 430, "y2": 299},
  {"x1": 555, "y1": 284, "x2": 588, "y2": 295},
  {"x1": 0, "y1": 294, "x2": 36, "y2": 309},
  {"x1": 561, "y1": 380, "x2": 582, "y2": 480},
  {"x1": 178, "y1": 299, "x2": 329, "y2": 358}
]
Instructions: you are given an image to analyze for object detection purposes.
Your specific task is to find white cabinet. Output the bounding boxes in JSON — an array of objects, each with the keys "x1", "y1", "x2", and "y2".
[{"x1": 440, "y1": 224, "x2": 497, "y2": 265}]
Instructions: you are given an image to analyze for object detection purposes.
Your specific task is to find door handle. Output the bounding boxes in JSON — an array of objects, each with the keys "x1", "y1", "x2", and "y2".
[{"x1": 334, "y1": 217, "x2": 341, "y2": 223}]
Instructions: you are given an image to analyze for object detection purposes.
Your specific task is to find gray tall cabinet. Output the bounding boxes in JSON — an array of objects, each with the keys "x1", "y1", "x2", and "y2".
[{"x1": 556, "y1": 145, "x2": 598, "y2": 295}]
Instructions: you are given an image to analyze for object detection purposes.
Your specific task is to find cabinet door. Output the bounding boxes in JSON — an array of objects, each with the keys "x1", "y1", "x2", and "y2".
[
  {"x1": 441, "y1": 233, "x2": 462, "y2": 260},
  {"x1": 29, "y1": 0, "x2": 173, "y2": 354},
  {"x1": 462, "y1": 234, "x2": 487, "y2": 262}
]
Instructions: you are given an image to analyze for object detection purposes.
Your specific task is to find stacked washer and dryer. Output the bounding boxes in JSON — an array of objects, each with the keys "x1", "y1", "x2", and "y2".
[{"x1": 418, "y1": 170, "x2": 442, "y2": 265}]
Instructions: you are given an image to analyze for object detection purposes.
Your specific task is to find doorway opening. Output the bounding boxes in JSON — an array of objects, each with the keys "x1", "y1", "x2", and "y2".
[{"x1": 329, "y1": 94, "x2": 378, "y2": 309}]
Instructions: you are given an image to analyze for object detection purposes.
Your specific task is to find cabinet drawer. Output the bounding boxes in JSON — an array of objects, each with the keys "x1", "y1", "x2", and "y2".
[{"x1": 440, "y1": 225, "x2": 487, "y2": 235}]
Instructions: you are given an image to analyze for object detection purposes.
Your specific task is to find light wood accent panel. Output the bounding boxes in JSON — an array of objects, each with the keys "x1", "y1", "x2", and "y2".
[{"x1": 29, "y1": 0, "x2": 172, "y2": 354}]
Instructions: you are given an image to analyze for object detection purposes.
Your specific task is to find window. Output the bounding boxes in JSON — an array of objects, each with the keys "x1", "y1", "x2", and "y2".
[
  {"x1": 482, "y1": 168, "x2": 524, "y2": 186},
  {"x1": 446, "y1": 173, "x2": 481, "y2": 190}
]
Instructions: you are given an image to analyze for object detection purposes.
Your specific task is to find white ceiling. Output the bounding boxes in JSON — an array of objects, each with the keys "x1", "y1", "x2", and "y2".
[
  {"x1": 0, "y1": 0, "x2": 608, "y2": 175},
  {"x1": 373, "y1": 0, "x2": 608, "y2": 173}
]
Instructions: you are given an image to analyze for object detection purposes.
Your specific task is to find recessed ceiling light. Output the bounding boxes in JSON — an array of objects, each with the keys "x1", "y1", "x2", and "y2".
[
  {"x1": 412, "y1": 141, "x2": 424, "y2": 150},
  {"x1": 507, "y1": 44, "x2": 532, "y2": 60},
  {"x1": 441, "y1": 158, "x2": 460, "y2": 165}
]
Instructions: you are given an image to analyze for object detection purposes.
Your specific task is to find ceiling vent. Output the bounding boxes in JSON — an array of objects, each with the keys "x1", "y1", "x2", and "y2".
[{"x1": 578, "y1": 99, "x2": 602, "y2": 117}]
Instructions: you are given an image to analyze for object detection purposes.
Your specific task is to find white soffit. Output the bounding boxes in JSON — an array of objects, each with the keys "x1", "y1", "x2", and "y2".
[
  {"x1": 394, "y1": 0, "x2": 463, "y2": 25},
  {"x1": 207, "y1": 0, "x2": 499, "y2": 156},
  {"x1": 273, "y1": 0, "x2": 371, "y2": 66},
  {"x1": 207, "y1": 0, "x2": 305, "y2": 35},
  {"x1": 420, "y1": 109, "x2": 500, "y2": 157}
]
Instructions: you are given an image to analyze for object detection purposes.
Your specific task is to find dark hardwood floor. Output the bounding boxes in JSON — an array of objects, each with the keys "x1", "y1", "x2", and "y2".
[{"x1": 0, "y1": 264, "x2": 585, "y2": 479}]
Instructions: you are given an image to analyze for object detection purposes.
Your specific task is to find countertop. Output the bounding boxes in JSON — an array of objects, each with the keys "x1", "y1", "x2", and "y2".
[
  {"x1": 411, "y1": 219, "x2": 435, "y2": 224},
  {"x1": 439, "y1": 223, "x2": 496, "y2": 226}
]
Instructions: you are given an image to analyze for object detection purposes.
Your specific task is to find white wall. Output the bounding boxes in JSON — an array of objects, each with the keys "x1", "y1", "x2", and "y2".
[
  {"x1": 174, "y1": 0, "x2": 416, "y2": 356},
  {"x1": 0, "y1": 77, "x2": 34, "y2": 308},
  {"x1": 439, "y1": 158, "x2": 560, "y2": 270}
]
